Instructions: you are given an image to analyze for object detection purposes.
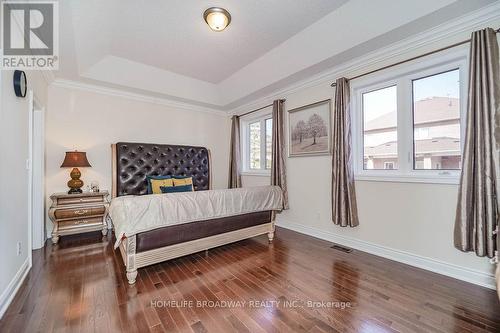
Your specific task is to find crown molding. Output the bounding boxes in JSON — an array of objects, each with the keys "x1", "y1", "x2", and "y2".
[
  {"x1": 230, "y1": 1, "x2": 500, "y2": 115},
  {"x1": 51, "y1": 79, "x2": 229, "y2": 117}
]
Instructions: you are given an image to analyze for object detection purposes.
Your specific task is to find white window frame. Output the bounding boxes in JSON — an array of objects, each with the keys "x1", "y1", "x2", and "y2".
[
  {"x1": 351, "y1": 47, "x2": 468, "y2": 184},
  {"x1": 240, "y1": 107, "x2": 272, "y2": 176}
]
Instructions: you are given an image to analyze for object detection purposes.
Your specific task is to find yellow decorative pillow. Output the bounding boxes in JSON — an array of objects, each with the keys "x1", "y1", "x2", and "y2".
[
  {"x1": 172, "y1": 177, "x2": 194, "y2": 191},
  {"x1": 150, "y1": 178, "x2": 174, "y2": 194},
  {"x1": 172, "y1": 177, "x2": 193, "y2": 186}
]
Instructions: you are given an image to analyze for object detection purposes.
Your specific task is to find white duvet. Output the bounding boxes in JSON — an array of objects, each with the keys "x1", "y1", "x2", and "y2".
[{"x1": 109, "y1": 185, "x2": 283, "y2": 248}]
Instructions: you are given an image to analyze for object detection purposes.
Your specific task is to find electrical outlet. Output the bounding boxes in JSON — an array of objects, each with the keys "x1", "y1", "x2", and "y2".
[{"x1": 16, "y1": 242, "x2": 21, "y2": 256}]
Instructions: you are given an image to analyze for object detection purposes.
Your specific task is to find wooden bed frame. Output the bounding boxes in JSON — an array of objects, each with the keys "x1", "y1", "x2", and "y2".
[{"x1": 111, "y1": 143, "x2": 275, "y2": 284}]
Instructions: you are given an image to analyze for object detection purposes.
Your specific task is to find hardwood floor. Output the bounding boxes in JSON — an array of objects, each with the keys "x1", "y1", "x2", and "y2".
[{"x1": 1, "y1": 227, "x2": 499, "y2": 333}]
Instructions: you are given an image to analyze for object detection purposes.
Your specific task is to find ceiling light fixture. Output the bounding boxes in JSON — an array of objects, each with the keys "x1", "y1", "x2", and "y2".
[{"x1": 203, "y1": 7, "x2": 231, "y2": 32}]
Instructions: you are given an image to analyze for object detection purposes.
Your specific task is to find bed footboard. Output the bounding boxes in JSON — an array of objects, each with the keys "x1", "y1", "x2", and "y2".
[{"x1": 119, "y1": 219, "x2": 275, "y2": 285}]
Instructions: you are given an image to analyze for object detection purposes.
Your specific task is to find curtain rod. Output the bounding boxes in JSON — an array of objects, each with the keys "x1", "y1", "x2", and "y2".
[
  {"x1": 238, "y1": 99, "x2": 286, "y2": 118},
  {"x1": 331, "y1": 27, "x2": 500, "y2": 87}
]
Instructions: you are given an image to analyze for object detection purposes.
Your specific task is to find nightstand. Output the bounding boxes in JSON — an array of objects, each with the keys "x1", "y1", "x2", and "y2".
[{"x1": 49, "y1": 191, "x2": 110, "y2": 244}]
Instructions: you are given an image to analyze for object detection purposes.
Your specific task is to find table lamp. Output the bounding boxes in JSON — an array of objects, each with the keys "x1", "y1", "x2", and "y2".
[{"x1": 60, "y1": 151, "x2": 92, "y2": 194}]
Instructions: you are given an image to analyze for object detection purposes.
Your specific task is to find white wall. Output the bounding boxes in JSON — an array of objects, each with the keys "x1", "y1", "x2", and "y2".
[
  {"x1": 241, "y1": 23, "x2": 500, "y2": 288},
  {"x1": 0, "y1": 70, "x2": 48, "y2": 317},
  {"x1": 45, "y1": 85, "x2": 231, "y2": 237}
]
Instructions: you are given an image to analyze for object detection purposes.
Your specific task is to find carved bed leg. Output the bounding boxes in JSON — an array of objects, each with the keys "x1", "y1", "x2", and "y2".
[
  {"x1": 268, "y1": 212, "x2": 276, "y2": 243},
  {"x1": 126, "y1": 269, "x2": 138, "y2": 285},
  {"x1": 125, "y1": 235, "x2": 137, "y2": 284}
]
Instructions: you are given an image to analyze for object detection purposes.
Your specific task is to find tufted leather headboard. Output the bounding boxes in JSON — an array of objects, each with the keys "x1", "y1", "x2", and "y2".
[{"x1": 111, "y1": 142, "x2": 211, "y2": 197}]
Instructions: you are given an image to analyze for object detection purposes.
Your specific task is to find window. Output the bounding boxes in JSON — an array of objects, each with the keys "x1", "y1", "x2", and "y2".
[
  {"x1": 352, "y1": 51, "x2": 466, "y2": 183},
  {"x1": 363, "y1": 85, "x2": 398, "y2": 170},
  {"x1": 249, "y1": 121, "x2": 261, "y2": 169},
  {"x1": 241, "y1": 111, "x2": 273, "y2": 173},
  {"x1": 412, "y1": 69, "x2": 461, "y2": 170}
]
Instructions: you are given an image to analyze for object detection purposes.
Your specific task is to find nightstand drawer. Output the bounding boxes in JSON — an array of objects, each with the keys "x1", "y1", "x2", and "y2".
[
  {"x1": 56, "y1": 195, "x2": 104, "y2": 206},
  {"x1": 58, "y1": 217, "x2": 103, "y2": 229},
  {"x1": 54, "y1": 206, "x2": 106, "y2": 219}
]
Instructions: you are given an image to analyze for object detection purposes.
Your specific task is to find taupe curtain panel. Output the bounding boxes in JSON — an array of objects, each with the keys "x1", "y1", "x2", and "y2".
[
  {"x1": 454, "y1": 28, "x2": 500, "y2": 258},
  {"x1": 331, "y1": 78, "x2": 359, "y2": 227},
  {"x1": 228, "y1": 115, "x2": 242, "y2": 188},
  {"x1": 271, "y1": 99, "x2": 289, "y2": 209}
]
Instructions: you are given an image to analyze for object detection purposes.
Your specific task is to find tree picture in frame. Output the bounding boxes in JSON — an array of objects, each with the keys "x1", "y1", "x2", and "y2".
[{"x1": 288, "y1": 99, "x2": 332, "y2": 157}]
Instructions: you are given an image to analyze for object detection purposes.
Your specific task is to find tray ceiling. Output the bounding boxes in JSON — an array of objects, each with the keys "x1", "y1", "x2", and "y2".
[{"x1": 55, "y1": 0, "x2": 496, "y2": 111}]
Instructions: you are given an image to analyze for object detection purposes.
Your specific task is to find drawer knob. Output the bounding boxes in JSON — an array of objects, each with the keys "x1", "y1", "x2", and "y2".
[
  {"x1": 74, "y1": 209, "x2": 89, "y2": 215},
  {"x1": 74, "y1": 220, "x2": 87, "y2": 225},
  {"x1": 79, "y1": 198, "x2": 84, "y2": 202}
]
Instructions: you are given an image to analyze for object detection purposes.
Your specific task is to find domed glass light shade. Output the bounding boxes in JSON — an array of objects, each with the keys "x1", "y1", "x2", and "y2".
[{"x1": 203, "y1": 7, "x2": 231, "y2": 32}]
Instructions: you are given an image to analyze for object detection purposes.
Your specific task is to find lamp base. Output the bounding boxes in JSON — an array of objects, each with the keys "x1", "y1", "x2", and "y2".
[{"x1": 67, "y1": 167, "x2": 84, "y2": 194}]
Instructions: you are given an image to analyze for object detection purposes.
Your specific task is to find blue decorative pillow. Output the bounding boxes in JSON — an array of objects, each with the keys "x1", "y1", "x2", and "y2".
[
  {"x1": 160, "y1": 185, "x2": 193, "y2": 194},
  {"x1": 146, "y1": 175, "x2": 171, "y2": 194}
]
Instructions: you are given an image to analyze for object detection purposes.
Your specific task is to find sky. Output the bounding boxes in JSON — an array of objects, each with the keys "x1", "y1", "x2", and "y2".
[{"x1": 363, "y1": 69, "x2": 460, "y2": 122}]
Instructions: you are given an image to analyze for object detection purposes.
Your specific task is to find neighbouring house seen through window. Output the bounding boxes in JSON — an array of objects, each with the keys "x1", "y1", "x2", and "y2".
[{"x1": 412, "y1": 69, "x2": 461, "y2": 170}]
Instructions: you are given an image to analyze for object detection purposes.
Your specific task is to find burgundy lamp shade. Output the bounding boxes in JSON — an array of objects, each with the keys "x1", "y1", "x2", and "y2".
[{"x1": 60, "y1": 151, "x2": 92, "y2": 168}]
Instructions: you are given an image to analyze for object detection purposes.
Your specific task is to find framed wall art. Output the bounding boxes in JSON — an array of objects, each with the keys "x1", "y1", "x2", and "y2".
[{"x1": 288, "y1": 99, "x2": 332, "y2": 157}]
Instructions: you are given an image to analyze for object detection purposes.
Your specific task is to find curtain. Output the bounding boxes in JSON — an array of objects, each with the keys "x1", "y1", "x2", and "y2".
[
  {"x1": 271, "y1": 99, "x2": 289, "y2": 209},
  {"x1": 454, "y1": 28, "x2": 500, "y2": 258},
  {"x1": 331, "y1": 77, "x2": 359, "y2": 227},
  {"x1": 228, "y1": 115, "x2": 242, "y2": 188}
]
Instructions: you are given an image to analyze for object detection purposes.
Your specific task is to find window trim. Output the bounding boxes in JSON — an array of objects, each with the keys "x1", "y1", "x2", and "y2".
[
  {"x1": 240, "y1": 107, "x2": 273, "y2": 175},
  {"x1": 351, "y1": 47, "x2": 468, "y2": 184}
]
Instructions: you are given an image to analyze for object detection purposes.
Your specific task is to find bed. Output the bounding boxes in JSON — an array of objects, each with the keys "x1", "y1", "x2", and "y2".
[{"x1": 109, "y1": 142, "x2": 282, "y2": 284}]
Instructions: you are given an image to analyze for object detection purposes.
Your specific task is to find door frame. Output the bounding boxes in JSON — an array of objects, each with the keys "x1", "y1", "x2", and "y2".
[{"x1": 28, "y1": 89, "x2": 46, "y2": 254}]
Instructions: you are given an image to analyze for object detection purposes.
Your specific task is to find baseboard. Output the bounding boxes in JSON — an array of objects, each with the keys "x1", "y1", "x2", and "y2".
[
  {"x1": 0, "y1": 257, "x2": 31, "y2": 319},
  {"x1": 276, "y1": 220, "x2": 496, "y2": 289}
]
